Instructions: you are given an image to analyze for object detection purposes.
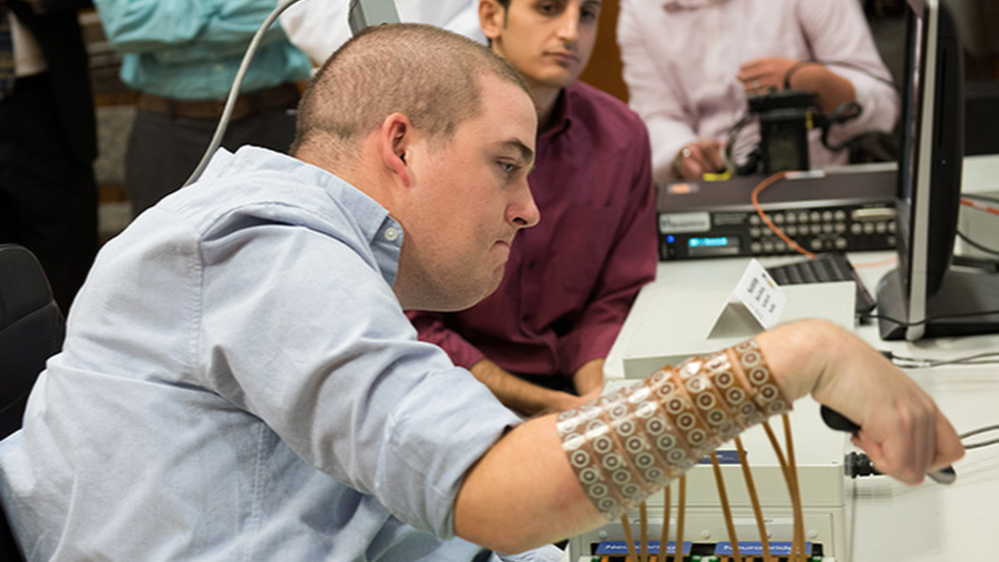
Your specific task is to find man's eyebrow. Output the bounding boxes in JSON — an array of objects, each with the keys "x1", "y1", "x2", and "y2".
[{"x1": 494, "y1": 139, "x2": 535, "y2": 167}]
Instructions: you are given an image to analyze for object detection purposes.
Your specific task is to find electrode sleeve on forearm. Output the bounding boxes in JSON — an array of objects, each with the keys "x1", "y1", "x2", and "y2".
[{"x1": 556, "y1": 339, "x2": 791, "y2": 520}]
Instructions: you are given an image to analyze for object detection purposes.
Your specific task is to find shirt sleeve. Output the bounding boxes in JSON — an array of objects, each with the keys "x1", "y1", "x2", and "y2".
[
  {"x1": 280, "y1": 0, "x2": 352, "y2": 63},
  {"x1": 281, "y1": 0, "x2": 483, "y2": 64},
  {"x1": 406, "y1": 310, "x2": 488, "y2": 371},
  {"x1": 94, "y1": 0, "x2": 290, "y2": 56},
  {"x1": 556, "y1": 121, "x2": 658, "y2": 376},
  {"x1": 197, "y1": 224, "x2": 521, "y2": 539},
  {"x1": 796, "y1": 0, "x2": 900, "y2": 143},
  {"x1": 617, "y1": 0, "x2": 699, "y2": 184}
]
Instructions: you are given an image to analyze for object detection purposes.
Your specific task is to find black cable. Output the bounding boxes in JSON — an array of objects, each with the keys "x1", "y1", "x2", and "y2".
[
  {"x1": 960, "y1": 424, "x2": 999, "y2": 450},
  {"x1": 866, "y1": 308, "x2": 999, "y2": 327},
  {"x1": 885, "y1": 350, "x2": 999, "y2": 368},
  {"x1": 956, "y1": 229, "x2": 999, "y2": 258},
  {"x1": 844, "y1": 423, "x2": 999, "y2": 478}
]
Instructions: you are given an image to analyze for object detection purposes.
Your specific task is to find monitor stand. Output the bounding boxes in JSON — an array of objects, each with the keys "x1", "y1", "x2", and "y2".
[{"x1": 877, "y1": 267, "x2": 999, "y2": 340}]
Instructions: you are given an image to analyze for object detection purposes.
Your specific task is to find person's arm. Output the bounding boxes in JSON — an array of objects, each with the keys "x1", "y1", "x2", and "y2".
[
  {"x1": 453, "y1": 319, "x2": 964, "y2": 553},
  {"x1": 735, "y1": 0, "x2": 898, "y2": 140},
  {"x1": 572, "y1": 358, "x2": 603, "y2": 396},
  {"x1": 737, "y1": 56, "x2": 857, "y2": 115},
  {"x1": 796, "y1": 0, "x2": 899, "y2": 138},
  {"x1": 407, "y1": 311, "x2": 582, "y2": 417},
  {"x1": 556, "y1": 123, "x2": 657, "y2": 385},
  {"x1": 471, "y1": 358, "x2": 588, "y2": 417},
  {"x1": 617, "y1": 0, "x2": 703, "y2": 184},
  {"x1": 93, "y1": 0, "x2": 288, "y2": 55}
]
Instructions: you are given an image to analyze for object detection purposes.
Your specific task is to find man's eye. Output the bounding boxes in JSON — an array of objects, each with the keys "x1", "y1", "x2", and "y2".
[
  {"x1": 499, "y1": 162, "x2": 517, "y2": 174},
  {"x1": 537, "y1": 2, "x2": 559, "y2": 15}
]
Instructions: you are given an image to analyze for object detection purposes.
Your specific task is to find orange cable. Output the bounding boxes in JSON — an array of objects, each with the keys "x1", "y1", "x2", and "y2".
[
  {"x1": 621, "y1": 514, "x2": 640, "y2": 562},
  {"x1": 962, "y1": 197, "x2": 999, "y2": 216},
  {"x1": 735, "y1": 436, "x2": 772, "y2": 561},
  {"x1": 710, "y1": 452, "x2": 741, "y2": 560},
  {"x1": 782, "y1": 414, "x2": 806, "y2": 562},
  {"x1": 640, "y1": 502, "x2": 650, "y2": 562},
  {"x1": 676, "y1": 476, "x2": 687, "y2": 562},
  {"x1": 750, "y1": 171, "x2": 816, "y2": 259},
  {"x1": 851, "y1": 255, "x2": 898, "y2": 269},
  {"x1": 659, "y1": 484, "x2": 671, "y2": 562}
]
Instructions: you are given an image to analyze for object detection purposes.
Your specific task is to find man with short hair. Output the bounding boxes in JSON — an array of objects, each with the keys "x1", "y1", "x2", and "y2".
[
  {"x1": 407, "y1": 0, "x2": 659, "y2": 416},
  {"x1": 0, "y1": 23, "x2": 963, "y2": 562}
]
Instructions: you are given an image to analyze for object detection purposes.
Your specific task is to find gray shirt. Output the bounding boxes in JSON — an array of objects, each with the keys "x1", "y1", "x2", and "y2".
[{"x1": 0, "y1": 147, "x2": 560, "y2": 561}]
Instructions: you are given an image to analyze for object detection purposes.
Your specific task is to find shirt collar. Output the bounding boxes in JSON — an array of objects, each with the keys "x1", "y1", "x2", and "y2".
[{"x1": 540, "y1": 87, "x2": 573, "y2": 140}]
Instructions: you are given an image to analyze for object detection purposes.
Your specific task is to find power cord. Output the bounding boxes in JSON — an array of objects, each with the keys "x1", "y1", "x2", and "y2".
[
  {"x1": 864, "y1": 308, "x2": 999, "y2": 328},
  {"x1": 182, "y1": 0, "x2": 303, "y2": 187}
]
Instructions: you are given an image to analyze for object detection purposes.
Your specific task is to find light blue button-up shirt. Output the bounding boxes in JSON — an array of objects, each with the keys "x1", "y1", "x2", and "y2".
[
  {"x1": 94, "y1": 0, "x2": 312, "y2": 99},
  {"x1": 0, "y1": 147, "x2": 561, "y2": 561}
]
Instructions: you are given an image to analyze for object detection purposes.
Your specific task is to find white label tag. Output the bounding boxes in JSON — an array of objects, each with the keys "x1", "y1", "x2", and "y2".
[{"x1": 732, "y1": 259, "x2": 786, "y2": 330}]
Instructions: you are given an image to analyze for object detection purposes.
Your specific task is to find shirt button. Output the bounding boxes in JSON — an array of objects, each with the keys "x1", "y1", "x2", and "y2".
[
  {"x1": 527, "y1": 260, "x2": 536, "y2": 269},
  {"x1": 384, "y1": 227, "x2": 400, "y2": 241}
]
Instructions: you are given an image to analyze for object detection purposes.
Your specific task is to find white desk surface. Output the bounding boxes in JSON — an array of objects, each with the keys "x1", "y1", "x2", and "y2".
[{"x1": 602, "y1": 155, "x2": 999, "y2": 562}]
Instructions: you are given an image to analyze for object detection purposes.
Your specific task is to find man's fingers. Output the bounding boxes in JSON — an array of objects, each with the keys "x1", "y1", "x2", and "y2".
[{"x1": 932, "y1": 412, "x2": 965, "y2": 470}]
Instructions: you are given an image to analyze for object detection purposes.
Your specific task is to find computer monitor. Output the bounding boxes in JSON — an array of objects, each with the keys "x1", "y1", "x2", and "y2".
[{"x1": 876, "y1": 0, "x2": 999, "y2": 340}]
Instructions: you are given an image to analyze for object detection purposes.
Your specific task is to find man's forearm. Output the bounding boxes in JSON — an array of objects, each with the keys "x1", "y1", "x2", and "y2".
[
  {"x1": 454, "y1": 320, "x2": 963, "y2": 553},
  {"x1": 789, "y1": 64, "x2": 857, "y2": 115},
  {"x1": 470, "y1": 359, "x2": 581, "y2": 417}
]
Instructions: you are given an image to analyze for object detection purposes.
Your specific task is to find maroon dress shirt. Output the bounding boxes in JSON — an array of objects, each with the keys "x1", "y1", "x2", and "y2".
[{"x1": 407, "y1": 81, "x2": 658, "y2": 384}]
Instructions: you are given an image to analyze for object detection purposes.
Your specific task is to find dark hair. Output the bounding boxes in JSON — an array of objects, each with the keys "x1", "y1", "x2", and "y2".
[{"x1": 291, "y1": 24, "x2": 527, "y2": 157}]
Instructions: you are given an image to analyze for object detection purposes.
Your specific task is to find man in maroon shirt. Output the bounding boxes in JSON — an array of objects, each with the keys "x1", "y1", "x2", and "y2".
[{"x1": 407, "y1": 0, "x2": 657, "y2": 417}]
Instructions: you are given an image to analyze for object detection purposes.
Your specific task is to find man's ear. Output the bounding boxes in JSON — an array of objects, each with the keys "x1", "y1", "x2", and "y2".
[
  {"x1": 479, "y1": 0, "x2": 505, "y2": 43},
  {"x1": 378, "y1": 112, "x2": 413, "y2": 187}
]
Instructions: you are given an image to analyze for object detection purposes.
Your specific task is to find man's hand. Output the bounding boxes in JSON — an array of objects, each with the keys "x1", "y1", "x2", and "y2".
[
  {"x1": 470, "y1": 359, "x2": 582, "y2": 417},
  {"x1": 738, "y1": 56, "x2": 857, "y2": 114},
  {"x1": 758, "y1": 320, "x2": 965, "y2": 485},
  {"x1": 673, "y1": 139, "x2": 725, "y2": 180},
  {"x1": 737, "y1": 56, "x2": 799, "y2": 96}
]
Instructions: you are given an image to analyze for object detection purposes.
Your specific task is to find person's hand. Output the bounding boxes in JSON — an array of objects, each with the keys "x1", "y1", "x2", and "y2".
[
  {"x1": 759, "y1": 320, "x2": 965, "y2": 486},
  {"x1": 673, "y1": 139, "x2": 725, "y2": 180},
  {"x1": 737, "y1": 57, "x2": 800, "y2": 97}
]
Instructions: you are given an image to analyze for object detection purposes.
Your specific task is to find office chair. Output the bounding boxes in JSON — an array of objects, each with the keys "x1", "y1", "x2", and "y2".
[{"x1": 0, "y1": 243, "x2": 67, "y2": 562}]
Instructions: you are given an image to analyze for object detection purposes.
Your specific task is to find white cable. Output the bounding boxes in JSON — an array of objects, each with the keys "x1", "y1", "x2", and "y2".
[{"x1": 182, "y1": 0, "x2": 307, "y2": 187}]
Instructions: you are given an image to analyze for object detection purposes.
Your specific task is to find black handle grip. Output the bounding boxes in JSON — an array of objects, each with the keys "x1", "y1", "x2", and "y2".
[
  {"x1": 821, "y1": 405, "x2": 957, "y2": 484},
  {"x1": 820, "y1": 405, "x2": 861, "y2": 433}
]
